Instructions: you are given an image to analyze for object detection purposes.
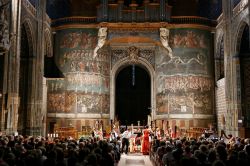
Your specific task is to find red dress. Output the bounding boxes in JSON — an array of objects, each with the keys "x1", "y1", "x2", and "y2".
[{"x1": 141, "y1": 129, "x2": 150, "y2": 154}]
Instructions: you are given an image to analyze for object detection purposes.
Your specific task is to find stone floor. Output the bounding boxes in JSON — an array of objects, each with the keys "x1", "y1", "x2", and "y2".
[{"x1": 117, "y1": 153, "x2": 153, "y2": 166}]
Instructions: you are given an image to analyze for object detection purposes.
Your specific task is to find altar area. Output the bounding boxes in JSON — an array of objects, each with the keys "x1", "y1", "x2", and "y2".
[
  {"x1": 129, "y1": 132, "x2": 143, "y2": 153},
  {"x1": 120, "y1": 125, "x2": 151, "y2": 154}
]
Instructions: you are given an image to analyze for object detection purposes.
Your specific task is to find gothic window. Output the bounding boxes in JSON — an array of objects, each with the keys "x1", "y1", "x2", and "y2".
[{"x1": 216, "y1": 36, "x2": 224, "y2": 80}]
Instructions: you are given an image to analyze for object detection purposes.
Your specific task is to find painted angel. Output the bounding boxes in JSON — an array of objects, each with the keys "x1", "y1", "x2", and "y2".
[{"x1": 93, "y1": 27, "x2": 107, "y2": 58}]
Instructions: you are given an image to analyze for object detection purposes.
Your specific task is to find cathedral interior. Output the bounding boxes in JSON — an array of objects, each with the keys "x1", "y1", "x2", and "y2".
[{"x1": 0, "y1": 0, "x2": 249, "y2": 138}]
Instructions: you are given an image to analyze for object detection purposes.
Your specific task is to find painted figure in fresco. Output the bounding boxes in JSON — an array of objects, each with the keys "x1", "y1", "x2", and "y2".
[
  {"x1": 93, "y1": 27, "x2": 107, "y2": 58},
  {"x1": 173, "y1": 34, "x2": 185, "y2": 47},
  {"x1": 160, "y1": 28, "x2": 173, "y2": 56},
  {"x1": 172, "y1": 31, "x2": 207, "y2": 49},
  {"x1": 159, "y1": 27, "x2": 188, "y2": 65},
  {"x1": 184, "y1": 31, "x2": 198, "y2": 48}
]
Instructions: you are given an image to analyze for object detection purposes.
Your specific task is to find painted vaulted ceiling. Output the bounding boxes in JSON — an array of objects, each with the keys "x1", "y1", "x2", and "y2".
[{"x1": 27, "y1": 0, "x2": 241, "y2": 20}]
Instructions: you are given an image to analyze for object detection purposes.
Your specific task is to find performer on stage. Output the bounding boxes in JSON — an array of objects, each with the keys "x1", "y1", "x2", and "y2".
[
  {"x1": 110, "y1": 129, "x2": 118, "y2": 141},
  {"x1": 141, "y1": 126, "x2": 150, "y2": 155},
  {"x1": 121, "y1": 128, "x2": 131, "y2": 154}
]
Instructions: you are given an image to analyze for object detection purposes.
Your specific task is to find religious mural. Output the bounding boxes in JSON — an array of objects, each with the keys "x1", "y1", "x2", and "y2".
[
  {"x1": 157, "y1": 29, "x2": 211, "y2": 76},
  {"x1": 47, "y1": 28, "x2": 110, "y2": 115},
  {"x1": 156, "y1": 28, "x2": 214, "y2": 115},
  {"x1": 108, "y1": 29, "x2": 159, "y2": 41},
  {"x1": 65, "y1": 73, "x2": 109, "y2": 93},
  {"x1": 56, "y1": 28, "x2": 98, "y2": 73},
  {"x1": 47, "y1": 86, "x2": 110, "y2": 114},
  {"x1": 48, "y1": 93, "x2": 65, "y2": 113},
  {"x1": 157, "y1": 75, "x2": 212, "y2": 93},
  {"x1": 47, "y1": 79, "x2": 65, "y2": 92},
  {"x1": 76, "y1": 93, "x2": 109, "y2": 114}
]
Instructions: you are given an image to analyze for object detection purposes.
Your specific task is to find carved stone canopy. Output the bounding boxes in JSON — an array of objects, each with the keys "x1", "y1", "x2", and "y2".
[{"x1": 128, "y1": 46, "x2": 139, "y2": 64}]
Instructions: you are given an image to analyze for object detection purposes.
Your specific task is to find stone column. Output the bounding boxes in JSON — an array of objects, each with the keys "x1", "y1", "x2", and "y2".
[
  {"x1": 4, "y1": 0, "x2": 22, "y2": 134},
  {"x1": 222, "y1": 0, "x2": 238, "y2": 135},
  {"x1": 25, "y1": 0, "x2": 46, "y2": 136}
]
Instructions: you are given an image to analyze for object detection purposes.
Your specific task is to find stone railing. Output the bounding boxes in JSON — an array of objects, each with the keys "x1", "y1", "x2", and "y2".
[
  {"x1": 51, "y1": 16, "x2": 217, "y2": 27},
  {"x1": 51, "y1": 17, "x2": 97, "y2": 27},
  {"x1": 171, "y1": 16, "x2": 217, "y2": 27}
]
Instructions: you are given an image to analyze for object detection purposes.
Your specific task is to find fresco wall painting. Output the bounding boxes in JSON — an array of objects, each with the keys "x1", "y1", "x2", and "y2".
[
  {"x1": 47, "y1": 27, "x2": 215, "y2": 131},
  {"x1": 156, "y1": 29, "x2": 214, "y2": 118},
  {"x1": 47, "y1": 28, "x2": 110, "y2": 131}
]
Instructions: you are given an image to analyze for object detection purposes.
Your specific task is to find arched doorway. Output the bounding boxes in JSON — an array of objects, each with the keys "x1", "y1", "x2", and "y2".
[
  {"x1": 17, "y1": 24, "x2": 33, "y2": 134},
  {"x1": 239, "y1": 24, "x2": 250, "y2": 133},
  {"x1": 115, "y1": 65, "x2": 151, "y2": 126}
]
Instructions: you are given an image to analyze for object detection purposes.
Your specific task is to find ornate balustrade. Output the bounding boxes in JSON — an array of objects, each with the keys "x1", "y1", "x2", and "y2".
[
  {"x1": 51, "y1": 16, "x2": 216, "y2": 27},
  {"x1": 171, "y1": 16, "x2": 217, "y2": 27},
  {"x1": 51, "y1": 17, "x2": 97, "y2": 27}
]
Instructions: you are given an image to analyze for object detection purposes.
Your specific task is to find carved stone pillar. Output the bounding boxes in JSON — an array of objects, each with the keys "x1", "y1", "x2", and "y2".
[
  {"x1": 3, "y1": 0, "x2": 22, "y2": 134},
  {"x1": 25, "y1": 0, "x2": 46, "y2": 136},
  {"x1": 222, "y1": 0, "x2": 238, "y2": 135}
]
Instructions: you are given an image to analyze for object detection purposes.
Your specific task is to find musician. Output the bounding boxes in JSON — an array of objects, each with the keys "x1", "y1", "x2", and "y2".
[
  {"x1": 141, "y1": 126, "x2": 150, "y2": 155},
  {"x1": 156, "y1": 128, "x2": 161, "y2": 139},
  {"x1": 110, "y1": 129, "x2": 118, "y2": 141},
  {"x1": 121, "y1": 128, "x2": 131, "y2": 154}
]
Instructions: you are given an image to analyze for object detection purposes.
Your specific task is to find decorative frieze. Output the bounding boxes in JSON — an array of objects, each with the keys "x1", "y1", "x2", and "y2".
[{"x1": 111, "y1": 46, "x2": 155, "y2": 68}]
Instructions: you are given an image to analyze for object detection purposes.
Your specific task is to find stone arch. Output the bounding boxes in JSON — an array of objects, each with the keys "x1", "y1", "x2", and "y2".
[
  {"x1": 44, "y1": 29, "x2": 53, "y2": 57},
  {"x1": 234, "y1": 19, "x2": 249, "y2": 54},
  {"x1": 110, "y1": 55, "x2": 156, "y2": 122},
  {"x1": 233, "y1": 13, "x2": 249, "y2": 51},
  {"x1": 18, "y1": 19, "x2": 35, "y2": 134},
  {"x1": 235, "y1": 20, "x2": 250, "y2": 128},
  {"x1": 21, "y1": 19, "x2": 35, "y2": 57}
]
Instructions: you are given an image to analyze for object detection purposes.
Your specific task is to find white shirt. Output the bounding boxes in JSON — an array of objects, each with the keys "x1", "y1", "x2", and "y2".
[{"x1": 122, "y1": 130, "x2": 131, "y2": 139}]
